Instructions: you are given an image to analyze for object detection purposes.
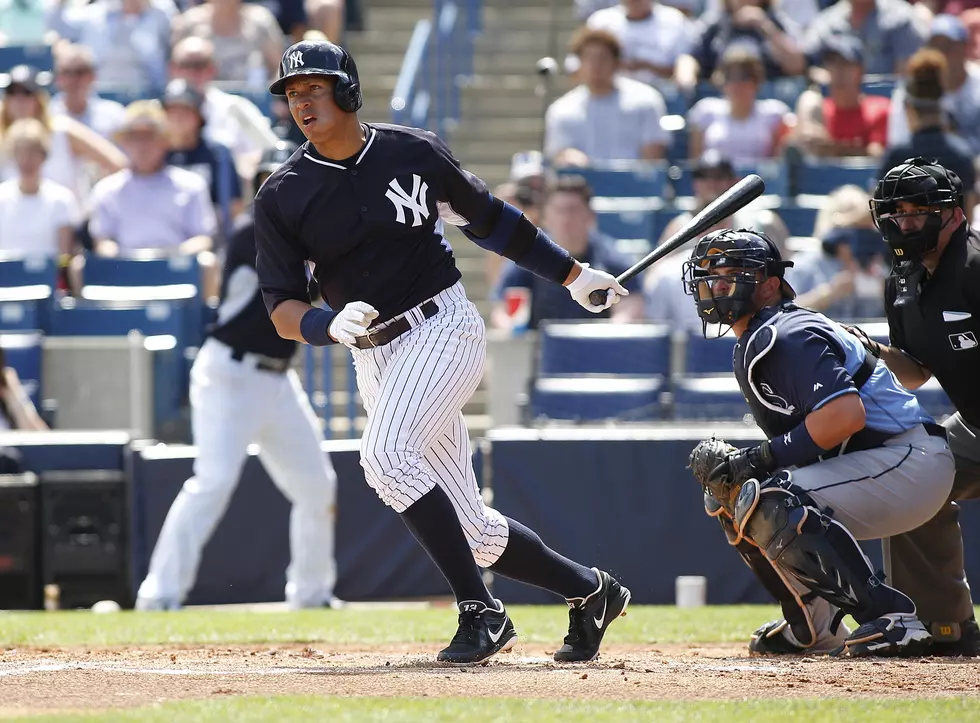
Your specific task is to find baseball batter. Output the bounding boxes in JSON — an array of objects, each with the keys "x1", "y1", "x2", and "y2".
[
  {"x1": 136, "y1": 140, "x2": 337, "y2": 611},
  {"x1": 254, "y1": 40, "x2": 630, "y2": 665},
  {"x1": 684, "y1": 229, "x2": 955, "y2": 657}
]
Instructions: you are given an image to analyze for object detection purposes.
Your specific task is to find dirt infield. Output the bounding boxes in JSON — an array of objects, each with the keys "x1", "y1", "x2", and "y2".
[{"x1": 1, "y1": 642, "x2": 978, "y2": 714}]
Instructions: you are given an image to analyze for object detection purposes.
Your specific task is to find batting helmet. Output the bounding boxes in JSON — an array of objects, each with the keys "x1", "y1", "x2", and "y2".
[
  {"x1": 269, "y1": 40, "x2": 363, "y2": 113},
  {"x1": 683, "y1": 228, "x2": 795, "y2": 331},
  {"x1": 254, "y1": 139, "x2": 299, "y2": 189},
  {"x1": 870, "y1": 157, "x2": 962, "y2": 259}
]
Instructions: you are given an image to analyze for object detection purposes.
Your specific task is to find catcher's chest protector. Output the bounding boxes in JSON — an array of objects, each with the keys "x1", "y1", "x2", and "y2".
[{"x1": 733, "y1": 307, "x2": 804, "y2": 440}]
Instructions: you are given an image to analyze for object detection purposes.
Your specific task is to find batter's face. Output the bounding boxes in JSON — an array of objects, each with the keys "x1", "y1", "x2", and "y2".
[{"x1": 286, "y1": 76, "x2": 344, "y2": 141}]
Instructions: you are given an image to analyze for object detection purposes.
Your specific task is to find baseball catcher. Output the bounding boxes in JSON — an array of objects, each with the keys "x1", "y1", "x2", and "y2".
[{"x1": 684, "y1": 228, "x2": 956, "y2": 657}]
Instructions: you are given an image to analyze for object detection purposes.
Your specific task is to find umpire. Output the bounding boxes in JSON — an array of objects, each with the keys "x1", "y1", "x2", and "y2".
[{"x1": 856, "y1": 157, "x2": 980, "y2": 655}]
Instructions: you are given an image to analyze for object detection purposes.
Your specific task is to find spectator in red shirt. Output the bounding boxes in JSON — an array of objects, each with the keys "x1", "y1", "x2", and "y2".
[{"x1": 792, "y1": 34, "x2": 890, "y2": 158}]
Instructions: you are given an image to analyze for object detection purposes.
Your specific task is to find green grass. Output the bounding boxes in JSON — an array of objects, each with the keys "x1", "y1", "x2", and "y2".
[
  {"x1": 7, "y1": 696, "x2": 980, "y2": 723},
  {"x1": 0, "y1": 605, "x2": 780, "y2": 647}
]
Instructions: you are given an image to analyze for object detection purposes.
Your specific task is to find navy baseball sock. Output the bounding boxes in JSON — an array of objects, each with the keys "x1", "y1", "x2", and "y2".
[
  {"x1": 489, "y1": 517, "x2": 599, "y2": 601},
  {"x1": 399, "y1": 486, "x2": 495, "y2": 607}
]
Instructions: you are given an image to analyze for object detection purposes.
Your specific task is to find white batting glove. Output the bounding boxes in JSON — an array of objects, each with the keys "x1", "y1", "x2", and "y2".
[
  {"x1": 328, "y1": 301, "x2": 380, "y2": 347},
  {"x1": 565, "y1": 264, "x2": 629, "y2": 313}
]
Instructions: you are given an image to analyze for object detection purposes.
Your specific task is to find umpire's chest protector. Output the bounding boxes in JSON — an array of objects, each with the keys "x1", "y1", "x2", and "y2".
[{"x1": 733, "y1": 306, "x2": 806, "y2": 439}]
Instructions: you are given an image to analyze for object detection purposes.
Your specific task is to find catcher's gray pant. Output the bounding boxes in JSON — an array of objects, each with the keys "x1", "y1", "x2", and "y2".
[
  {"x1": 883, "y1": 413, "x2": 980, "y2": 629},
  {"x1": 779, "y1": 424, "x2": 956, "y2": 640}
]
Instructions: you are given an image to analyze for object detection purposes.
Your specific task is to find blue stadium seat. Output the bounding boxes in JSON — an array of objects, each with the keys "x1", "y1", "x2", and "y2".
[
  {"x1": 778, "y1": 202, "x2": 820, "y2": 237},
  {"x1": 913, "y1": 377, "x2": 956, "y2": 421},
  {"x1": 82, "y1": 255, "x2": 201, "y2": 289},
  {"x1": 561, "y1": 164, "x2": 668, "y2": 199},
  {"x1": 530, "y1": 375, "x2": 665, "y2": 422},
  {"x1": 0, "y1": 300, "x2": 43, "y2": 332},
  {"x1": 795, "y1": 159, "x2": 879, "y2": 195},
  {"x1": 0, "y1": 45, "x2": 54, "y2": 72},
  {"x1": 48, "y1": 300, "x2": 186, "y2": 339},
  {"x1": 672, "y1": 374, "x2": 751, "y2": 421},
  {"x1": 693, "y1": 79, "x2": 806, "y2": 107},
  {"x1": 659, "y1": 82, "x2": 690, "y2": 117},
  {"x1": 671, "y1": 159, "x2": 788, "y2": 198},
  {"x1": 651, "y1": 206, "x2": 686, "y2": 244},
  {"x1": 0, "y1": 331, "x2": 43, "y2": 407},
  {"x1": 538, "y1": 322, "x2": 672, "y2": 376},
  {"x1": 225, "y1": 86, "x2": 274, "y2": 119},
  {"x1": 682, "y1": 332, "x2": 738, "y2": 374},
  {"x1": 860, "y1": 75, "x2": 898, "y2": 99},
  {"x1": 595, "y1": 209, "x2": 656, "y2": 243},
  {"x1": 0, "y1": 255, "x2": 58, "y2": 288}
]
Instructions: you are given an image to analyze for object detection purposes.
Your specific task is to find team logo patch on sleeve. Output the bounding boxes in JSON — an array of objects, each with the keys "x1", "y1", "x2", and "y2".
[{"x1": 949, "y1": 331, "x2": 978, "y2": 350}]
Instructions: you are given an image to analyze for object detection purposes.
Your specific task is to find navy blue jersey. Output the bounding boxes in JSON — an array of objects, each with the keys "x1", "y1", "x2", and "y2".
[
  {"x1": 210, "y1": 208, "x2": 297, "y2": 360},
  {"x1": 734, "y1": 303, "x2": 933, "y2": 447},
  {"x1": 254, "y1": 123, "x2": 495, "y2": 323},
  {"x1": 492, "y1": 233, "x2": 637, "y2": 328}
]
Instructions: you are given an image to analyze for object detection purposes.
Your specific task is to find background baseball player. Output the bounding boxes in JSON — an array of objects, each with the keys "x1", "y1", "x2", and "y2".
[
  {"x1": 845, "y1": 157, "x2": 980, "y2": 655},
  {"x1": 136, "y1": 140, "x2": 337, "y2": 611},
  {"x1": 684, "y1": 228, "x2": 955, "y2": 657},
  {"x1": 254, "y1": 40, "x2": 630, "y2": 665}
]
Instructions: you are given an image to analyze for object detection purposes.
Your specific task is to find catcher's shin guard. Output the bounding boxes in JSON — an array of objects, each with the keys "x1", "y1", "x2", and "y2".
[{"x1": 734, "y1": 478, "x2": 916, "y2": 625}]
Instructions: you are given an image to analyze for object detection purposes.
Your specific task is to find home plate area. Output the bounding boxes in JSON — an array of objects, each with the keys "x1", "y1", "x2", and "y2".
[{"x1": 0, "y1": 643, "x2": 977, "y2": 712}]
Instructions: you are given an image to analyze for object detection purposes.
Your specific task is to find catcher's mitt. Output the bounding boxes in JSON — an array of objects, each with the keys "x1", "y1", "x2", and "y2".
[{"x1": 688, "y1": 437, "x2": 740, "y2": 515}]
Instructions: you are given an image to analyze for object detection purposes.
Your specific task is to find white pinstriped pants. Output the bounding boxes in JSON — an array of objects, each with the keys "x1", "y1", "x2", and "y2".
[{"x1": 351, "y1": 282, "x2": 510, "y2": 567}]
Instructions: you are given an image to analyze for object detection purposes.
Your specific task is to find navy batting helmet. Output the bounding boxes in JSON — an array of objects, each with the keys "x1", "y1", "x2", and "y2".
[
  {"x1": 870, "y1": 157, "x2": 962, "y2": 260},
  {"x1": 683, "y1": 229, "x2": 795, "y2": 332},
  {"x1": 269, "y1": 40, "x2": 362, "y2": 113}
]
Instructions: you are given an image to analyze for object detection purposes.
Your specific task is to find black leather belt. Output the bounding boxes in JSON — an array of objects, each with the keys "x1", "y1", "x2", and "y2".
[
  {"x1": 354, "y1": 300, "x2": 439, "y2": 349},
  {"x1": 230, "y1": 347, "x2": 291, "y2": 374}
]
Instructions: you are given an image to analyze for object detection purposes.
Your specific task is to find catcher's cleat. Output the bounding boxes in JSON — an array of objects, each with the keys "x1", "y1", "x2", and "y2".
[
  {"x1": 749, "y1": 618, "x2": 849, "y2": 656},
  {"x1": 831, "y1": 613, "x2": 932, "y2": 658},
  {"x1": 554, "y1": 568, "x2": 631, "y2": 663},
  {"x1": 437, "y1": 599, "x2": 517, "y2": 665}
]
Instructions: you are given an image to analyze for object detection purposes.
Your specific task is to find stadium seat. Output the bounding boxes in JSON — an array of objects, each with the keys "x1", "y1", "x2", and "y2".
[
  {"x1": 0, "y1": 254, "x2": 58, "y2": 288},
  {"x1": 672, "y1": 374, "x2": 751, "y2": 421},
  {"x1": 0, "y1": 300, "x2": 43, "y2": 333},
  {"x1": 682, "y1": 332, "x2": 738, "y2": 374},
  {"x1": 659, "y1": 82, "x2": 690, "y2": 117},
  {"x1": 0, "y1": 45, "x2": 54, "y2": 72},
  {"x1": 794, "y1": 159, "x2": 879, "y2": 196},
  {"x1": 0, "y1": 331, "x2": 43, "y2": 408},
  {"x1": 560, "y1": 163, "x2": 668, "y2": 199},
  {"x1": 595, "y1": 209, "x2": 656, "y2": 244},
  {"x1": 670, "y1": 159, "x2": 789, "y2": 198},
  {"x1": 913, "y1": 377, "x2": 956, "y2": 421},
  {"x1": 859, "y1": 75, "x2": 898, "y2": 99},
  {"x1": 81, "y1": 255, "x2": 201, "y2": 290},
  {"x1": 48, "y1": 299, "x2": 186, "y2": 339},
  {"x1": 778, "y1": 202, "x2": 820, "y2": 237},
  {"x1": 537, "y1": 322, "x2": 672, "y2": 377},
  {"x1": 530, "y1": 375, "x2": 665, "y2": 422}
]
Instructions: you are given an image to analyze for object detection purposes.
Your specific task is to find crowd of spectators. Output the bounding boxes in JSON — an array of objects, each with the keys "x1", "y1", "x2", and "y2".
[
  {"x1": 492, "y1": 0, "x2": 980, "y2": 335},
  {"x1": 0, "y1": 0, "x2": 361, "y2": 295}
]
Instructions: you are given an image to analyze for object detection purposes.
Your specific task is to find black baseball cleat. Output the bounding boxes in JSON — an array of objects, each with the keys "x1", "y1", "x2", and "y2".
[
  {"x1": 436, "y1": 599, "x2": 517, "y2": 665},
  {"x1": 554, "y1": 568, "x2": 631, "y2": 663},
  {"x1": 923, "y1": 617, "x2": 980, "y2": 657},
  {"x1": 832, "y1": 613, "x2": 933, "y2": 658}
]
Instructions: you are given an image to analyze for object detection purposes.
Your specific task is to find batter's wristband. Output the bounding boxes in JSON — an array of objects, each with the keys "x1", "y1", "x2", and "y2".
[
  {"x1": 768, "y1": 422, "x2": 827, "y2": 469},
  {"x1": 300, "y1": 307, "x2": 338, "y2": 347}
]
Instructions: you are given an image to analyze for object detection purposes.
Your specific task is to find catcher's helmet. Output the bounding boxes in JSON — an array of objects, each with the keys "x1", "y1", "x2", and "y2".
[
  {"x1": 269, "y1": 40, "x2": 362, "y2": 113},
  {"x1": 870, "y1": 157, "x2": 962, "y2": 259},
  {"x1": 683, "y1": 229, "x2": 795, "y2": 332},
  {"x1": 254, "y1": 139, "x2": 298, "y2": 188}
]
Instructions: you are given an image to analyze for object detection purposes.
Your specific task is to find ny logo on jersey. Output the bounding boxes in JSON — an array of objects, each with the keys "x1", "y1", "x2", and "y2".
[
  {"x1": 386, "y1": 174, "x2": 430, "y2": 227},
  {"x1": 286, "y1": 51, "x2": 304, "y2": 69}
]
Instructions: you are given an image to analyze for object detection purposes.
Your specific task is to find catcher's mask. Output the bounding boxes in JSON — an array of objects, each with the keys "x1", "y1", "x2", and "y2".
[
  {"x1": 870, "y1": 157, "x2": 962, "y2": 260},
  {"x1": 683, "y1": 229, "x2": 795, "y2": 337}
]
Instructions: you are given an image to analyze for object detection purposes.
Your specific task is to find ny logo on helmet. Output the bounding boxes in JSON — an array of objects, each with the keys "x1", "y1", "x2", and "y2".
[
  {"x1": 286, "y1": 51, "x2": 304, "y2": 69},
  {"x1": 386, "y1": 175, "x2": 429, "y2": 227}
]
